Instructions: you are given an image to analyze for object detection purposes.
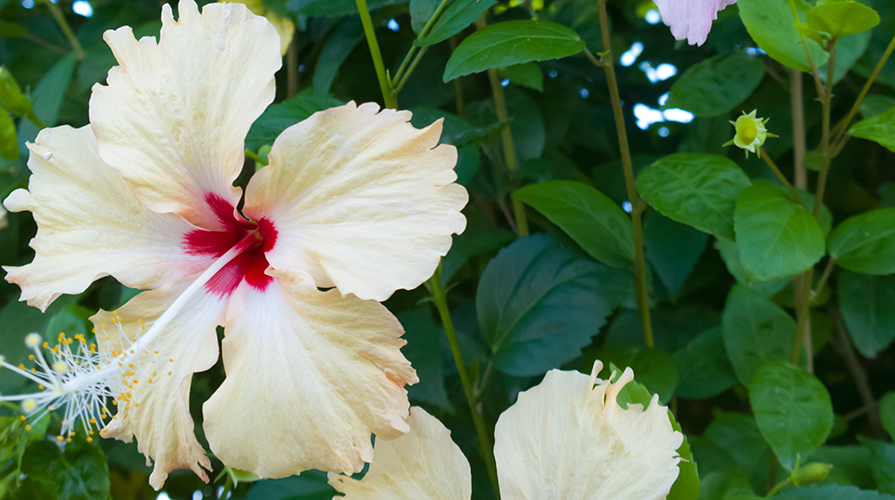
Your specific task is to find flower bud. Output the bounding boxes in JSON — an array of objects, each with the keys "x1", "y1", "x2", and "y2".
[
  {"x1": 791, "y1": 462, "x2": 834, "y2": 487},
  {"x1": 724, "y1": 109, "x2": 776, "y2": 158}
]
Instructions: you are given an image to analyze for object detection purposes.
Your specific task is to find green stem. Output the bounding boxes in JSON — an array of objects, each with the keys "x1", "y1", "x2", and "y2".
[
  {"x1": 813, "y1": 258, "x2": 835, "y2": 300},
  {"x1": 428, "y1": 264, "x2": 501, "y2": 499},
  {"x1": 449, "y1": 36, "x2": 465, "y2": 118},
  {"x1": 813, "y1": 39, "x2": 836, "y2": 220},
  {"x1": 760, "y1": 147, "x2": 803, "y2": 204},
  {"x1": 791, "y1": 69, "x2": 807, "y2": 190},
  {"x1": 786, "y1": 0, "x2": 823, "y2": 98},
  {"x1": 594, "y1": 2, "x2": 653, "y2": 348},
  {"x1": 392, "y1": 46, "x2": 428, "y2": 93},
  {"x1": 767, "y1": 477, "x2": 793, "y2": 498},
  {"x1": 391, "y1": 0, "x2": 453, "y2": 91},
  {"x1": 791, "y1": 267, "x2": 814, "y2": 366},
  {"x1": 475, "y1": 17, "x2": 528, "y2": 237},
  {"x1": 355, "y1": 0, "x2": 397, "y2": 108},
  {"x1": 45, "y1": 0, "x2": 84, "y2": 61},
  {"x1": 831, "y1": 32, "x2": 895, "y2": 153}
]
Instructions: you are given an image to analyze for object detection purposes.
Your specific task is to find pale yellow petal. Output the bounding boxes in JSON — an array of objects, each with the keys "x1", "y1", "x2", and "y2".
[
  {"x1": 328, "y1": 406, "x2": 472, "y2": 500},
  {"x1": 3, "y1": 125, "x2": 208, "y2": 312},
  {"x1": 242, "y1": 102, "x2": 468, "y2": 302},
  {"x1": 92, "y1": 277, "x2": 228, "y2": 490},
  {"x1": 203, "y1": 270, "x2": 417, "y2": 478},
  {"x1": 89, "y1": 0, "x2": 281, "y2": 230},
  {"x1": 494, "y1": 366, "x2": 683, "y2": 500}
]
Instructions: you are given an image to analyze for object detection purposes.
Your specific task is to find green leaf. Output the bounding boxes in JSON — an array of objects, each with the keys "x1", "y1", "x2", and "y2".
[
  {"x1": 17, "y1": 439, "x2": 110, "y2": 500},
  {"x1": 776, "y1": 484, "x2": 895, "y2": 500},
  {"x1": 722, "y1": 285, "x2": 796, "y2": 387},
  {"x1": 0, "y1": 109, "x2": 17, "y2": 160},
  {"x1": 860, "y1": 95, "x2": 895, "y2": 119},
  {"x1": 313, "y1": 18, "x2": 363, "y2": 96},
  {"x1": 738, "y1": 0, "x2": 829, "y2": 72},
  {"x1": 513, "y1": 180, "x2": 634, "y2": 269},
  {"x1": 398, "y1": 309, "x2": 451, "y2": 411},
  {"x1": 881, "y1": 392, "x2": 895, "y2": 442},
  {"x1": 849, "y1": 107, "x2": 895, "y2": 152},
  {"x1": 286, "y1": 0, "x2": 408, "y2": 17},
  {"x1": 673, "y1": 326, "x2": 737, "y2": 399},
  {"x1": 807, "y1": 1, "x2": 880, "y2": 40},
  {"x1": 498, "y1": 62, "x2": 544, "y2": 92},
  {"x1": 717, "y1": 237, "x2": 793, "y2": 297},
  {"x1": 245, "y1": 94, "x2": 343, "y2": 152},
  {"x1": 697, "y1": 470, "x2": 754, "y2": 500},
  {"x1": 644, "y1": 212, "x2": 708, "y2": 302},
  {"x1": 415, "y1": 0, "x2": 497, "y2": 47},
  {"x1": 702, "y1": 412, "x2": 771, "y2": 483},
  {"x1": 838, "y1": 271, "x2": 895, "y2": 358},
  {"x1": 637, "y1": 154, "x2": 752, "y2": 241},
  {"x1": 409, "y1": 0, "x2": 438, "y2": 34},
  {"x1": 476, "y1": 235, "x2": 626, "y2": 376},
  {"x1": 828, "y1": 208, "x2": 895, "y2": 274},
  {"x1": 443, "y1": 21, "x2": 585, "y2": 82},
  {"x1": 245, "y1": 471, "x2": 336, "y2": 500},
  {"x1": 734, "y1": 182, "x2": 825, "y2": 282},
  {"x1": 0, "y1": 21, "x2": 27, "y2": 39},
  {"x1": 666, "y1": 52, "x2": 765, "y2": 118},
  {"x1": 860, "y1": 438, "x2": 895, "y2": 494},
  {"x1": 441, "y1": 228, "x2": 515, "y2": 284},
  {"x1": 749, "y1": 360, "x2": 834, "y2": 470},
  {"x1": 17, "y1": 53, "x2": 76, "y2": 161}
]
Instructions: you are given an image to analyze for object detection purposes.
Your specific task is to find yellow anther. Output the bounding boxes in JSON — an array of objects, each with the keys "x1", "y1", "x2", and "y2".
[
  {"x1": 28, "y1": 355, "x2": 35, "y2": 361},
  {"x1": 38, "y1": 385, "x2": 44, "y2": 390},
  {"x1": 86, "y1": 437, "x2": 93, "y2": 443},
  {"x1": 24, "y1": 425, "x2": 31, "y2": 431},
  {"x1": 19, "y1": 415, "x2": 26, "y2": 421},
  {"x1": 56, "y1": 436, "x2": 64, "y2": 442},
  {"x1": 66, "y1": 438, "x2": 71, "y2": 443}
]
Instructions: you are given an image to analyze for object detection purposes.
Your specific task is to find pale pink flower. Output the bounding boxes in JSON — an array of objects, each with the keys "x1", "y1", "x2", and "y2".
[
  {"x1": 1, "y1": 0, "x2": 466, "y2": 490},
  {"x1": 654, "y1": 0, "x2": 738, "y2": 46},
  {"x1": 329, "y1": 362, "x2": 683, "y2": 500}
]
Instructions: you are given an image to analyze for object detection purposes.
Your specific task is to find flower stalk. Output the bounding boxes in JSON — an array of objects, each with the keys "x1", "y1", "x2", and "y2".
[
  {"x1": 594, "y1": 0, "x2": 654, "y2": 347},
  {"x1": 354, "y1": 0, "x2": 396, "y2": 108},
  {"x1": 427, "y1": 265, "x2": 501, "y2": 500}
]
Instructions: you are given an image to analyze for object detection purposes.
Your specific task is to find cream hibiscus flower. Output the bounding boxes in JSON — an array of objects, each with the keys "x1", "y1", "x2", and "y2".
[
  {"x1": 0, "y1": 0, "x2": 466, "y2": 491},
  {"x1": 329, "y1": 362, "x2": 683, "y2": 500}
]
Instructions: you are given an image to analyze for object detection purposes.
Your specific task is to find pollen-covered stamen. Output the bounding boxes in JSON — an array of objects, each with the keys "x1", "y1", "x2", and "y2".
[{"x1": 0, "y1": 238, "x2": 251, "y2": 441}]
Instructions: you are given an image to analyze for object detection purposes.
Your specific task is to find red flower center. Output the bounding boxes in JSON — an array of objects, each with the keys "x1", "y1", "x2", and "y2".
[{"x1": 183, "y1": 194, "x2": 278, "y2": 296}]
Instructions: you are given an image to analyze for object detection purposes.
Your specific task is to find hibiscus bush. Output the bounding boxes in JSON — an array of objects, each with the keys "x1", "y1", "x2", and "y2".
[{"x1": 0, "y1": 0, "x2": 894, "y2": 499}]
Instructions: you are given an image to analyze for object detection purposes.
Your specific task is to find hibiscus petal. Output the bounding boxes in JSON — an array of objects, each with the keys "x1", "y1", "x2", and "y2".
[
  {"x1": 654, "y1": 0, "x2": 737, "y2": 46},
  {"x1": 328, "y1": 406, "x2": 472, "y2": 500},
  {"x1": 3, "y1": 125, "x2": 208, "y2": 312},
  {"x1": 91, "y1": 277, "x2": 227, "y2": 490},
  {"x1": 89, "y1": 0, "x2": 281, "y2": 230},
  {"x1": 242, "y1": 102, "x2": 468, "y2": 302},
  {"x1": 493, "y1": 366, "x2": 683, "y2": 500},
  {"x1": 202, "y1": 270, "x2": 417, "y2": 478}
]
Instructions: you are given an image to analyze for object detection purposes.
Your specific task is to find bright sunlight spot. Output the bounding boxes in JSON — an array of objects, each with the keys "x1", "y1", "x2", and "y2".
[
  {"x1": 622, "y1": 201, "x2": 633, "y2": 213},
  {"x1": 634, "y1": 103, "x2": 694, "y2": 130},
  {"x1": 386, "y1": 18, "x2": 399, "y2": 32},
  {"x1": 72, "y1": 0, "x2": 93, "y2": 17},
  {"x1": 620, "y1": 42, "x2": 644, "y2": 67},
  {"x1": 645, "y1": 9, "x2": 661, "y2": 25},
  {"x1": 638, "y1": 62, "x2": 677, "y2": 83},
  {"x1": 155, "y1": 493, "x2": 171, "y2": 500}
]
